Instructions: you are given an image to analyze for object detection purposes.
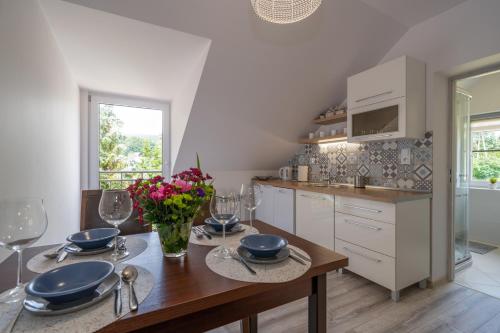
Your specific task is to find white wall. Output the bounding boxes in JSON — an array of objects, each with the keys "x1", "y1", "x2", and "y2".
[
  {"x1": 0, "y1": 0, "x2": 80, "y2": 261},
  {"x1": 381, "y1": 0, "x2": 500, "y2": 281},
  {"x1": 469, "y1": 188, "x2": 500, "y2": 246}
]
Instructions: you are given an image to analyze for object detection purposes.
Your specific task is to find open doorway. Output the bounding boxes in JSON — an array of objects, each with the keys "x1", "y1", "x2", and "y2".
[{"x1": 452, "y1": 68, "x2": 500, "y2": 298}]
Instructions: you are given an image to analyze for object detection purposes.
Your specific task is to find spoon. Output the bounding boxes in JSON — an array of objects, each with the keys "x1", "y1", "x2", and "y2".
[
  {"x1": 121, "y1": 266, "x2": 139, "y2": 311},
  {"x1": 43, "y1": 243, "x2": 69, "y2": 259}
]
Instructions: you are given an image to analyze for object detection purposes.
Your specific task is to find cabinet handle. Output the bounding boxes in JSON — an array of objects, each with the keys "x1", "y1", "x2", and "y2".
[
  {"x1": 342, "y1": 203, "x2": 382, "y2": 213},
  {"x1": 299, "y1": 194, "x2": 328, "y2": 201},
  {"x1": 355, "y1": 90, "x2": 393, "y2": 103},
  {"x1": 278, "y1": 189, "x2": 287, "y2": 193},
  {"x1": 344, "y1": 219, "x2": 381, "y2": 231},
  {"x1": 343, "y1": 247, "x2": 382, "y2": 263}
]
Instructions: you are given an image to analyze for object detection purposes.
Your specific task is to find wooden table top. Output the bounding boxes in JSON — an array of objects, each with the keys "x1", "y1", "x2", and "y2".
[
  {"x1": 255, "y1": 179, "x2": 432, "y2": 203},
  {"x1": 0, "y1": 220, "x2": 347, "y2": 333}
]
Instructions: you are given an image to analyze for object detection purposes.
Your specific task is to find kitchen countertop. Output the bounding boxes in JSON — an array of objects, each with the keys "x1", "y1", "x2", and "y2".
[{"x1": 254, "y1": 179, "x2": 432, "y2": 203}]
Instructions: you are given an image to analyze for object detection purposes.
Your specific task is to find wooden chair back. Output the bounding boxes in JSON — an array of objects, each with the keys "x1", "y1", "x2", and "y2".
[{"x1": 80, "y1": 190, "x2": 151, "y2": 235}]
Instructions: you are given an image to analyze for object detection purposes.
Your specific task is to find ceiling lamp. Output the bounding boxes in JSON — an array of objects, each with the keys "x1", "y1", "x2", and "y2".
[{"x1": 251, "y1": 0, "x2": 322, "y2": 24}]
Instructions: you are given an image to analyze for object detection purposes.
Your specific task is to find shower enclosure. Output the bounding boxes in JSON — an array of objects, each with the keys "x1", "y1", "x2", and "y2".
[{"x1": 452, "y1": 86, "x2": 472, "y2": 267}]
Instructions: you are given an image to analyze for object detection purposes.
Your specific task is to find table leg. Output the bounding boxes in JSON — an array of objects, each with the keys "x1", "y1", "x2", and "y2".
[
  {"x1": 308, "y1": 274, "x2": 326, "y2": 333},
  {"x1": 240, "y1": 314, "x2": 258, "y2": 333}
]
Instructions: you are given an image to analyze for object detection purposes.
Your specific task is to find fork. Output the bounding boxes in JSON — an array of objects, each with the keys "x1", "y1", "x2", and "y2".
[
  {"x1": 194, "y1": 226, "x2": 212, "y2": 240},
  {"x1": 229, "y1": 249, "x2": 256, "y2": 275},
  {"x1": 192, "y1": 227, "x2": 203, "y2": 239}
]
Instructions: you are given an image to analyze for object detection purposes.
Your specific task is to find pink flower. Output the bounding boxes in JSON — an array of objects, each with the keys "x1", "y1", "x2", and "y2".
[
  {"x1": 174, "y1": 180, "x2": 192, "y2": 193},
  {"x1": 150, "y1": 191, "x2": 166, "y2": 201}
]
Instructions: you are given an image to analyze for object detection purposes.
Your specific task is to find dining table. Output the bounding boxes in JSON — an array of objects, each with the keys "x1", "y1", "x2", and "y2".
[{"x1": 0, "y1": 220, "x2": 348, "y2": 333}]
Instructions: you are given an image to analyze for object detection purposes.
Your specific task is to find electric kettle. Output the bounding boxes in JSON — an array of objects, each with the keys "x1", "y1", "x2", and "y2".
[{"x1": 279, "y1": 166, "x2": 292, "y2": 181}]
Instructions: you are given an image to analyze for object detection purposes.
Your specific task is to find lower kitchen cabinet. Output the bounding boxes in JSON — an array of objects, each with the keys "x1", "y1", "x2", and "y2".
[
  {"x1": 295, "y1": 190, "x2": 335, "y2": 250},
  {"x1": 255, "y1": 185, "x2": 295, "y2": 233},
  {"x1": 334, "y1": 196, "x2": 430, "y2": 301}
]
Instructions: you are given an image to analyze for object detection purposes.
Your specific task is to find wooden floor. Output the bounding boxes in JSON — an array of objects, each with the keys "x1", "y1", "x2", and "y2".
[{"x1": 209, "y1": 270, "x2": 500, "y2": 333}]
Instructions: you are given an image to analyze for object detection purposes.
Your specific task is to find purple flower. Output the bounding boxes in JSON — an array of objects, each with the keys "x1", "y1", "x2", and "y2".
[{"x1": 196, "y1": 187, "x2": 205, "y2": 197}]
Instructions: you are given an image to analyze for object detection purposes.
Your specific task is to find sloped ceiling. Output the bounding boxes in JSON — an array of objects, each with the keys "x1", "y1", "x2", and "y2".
[
  {"x1": 61, "y1": 0, "x2": 465, "y2": 173},
  {"x1": 40, "y1": 0, "x2": 211, "y2": 169},
  {"x1": 360, "y1": 0, "x2": 467, "y2": 27}
]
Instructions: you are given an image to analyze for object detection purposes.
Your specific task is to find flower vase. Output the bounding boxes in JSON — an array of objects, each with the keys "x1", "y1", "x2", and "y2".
[
  {"x1": 156, "y1": 221, "x2": 193, "y2": 257},
  {"x1": 490, "y1": 183, "x2": 497, "y2": 190}
]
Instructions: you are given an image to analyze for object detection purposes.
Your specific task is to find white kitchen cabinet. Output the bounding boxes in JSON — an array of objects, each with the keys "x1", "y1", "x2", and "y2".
[
  {"x1": 347, "y1": 55, "x2": 426, "y2": 142},
  {"x1": 255, "y1": 185, "x2": 295, "y2": 233},
  {"x1": 296, "y1": 190, "x2": 334, "y2": 250},
  {"x1": 255, "y1": 184, "x2": 274, "y2": 225},
  {"x1": 334, "y1": 196, "x2": 430, "y2": 301},
  {"x1": 273, "y1": 187, "x2": 295, "y2": 233}
]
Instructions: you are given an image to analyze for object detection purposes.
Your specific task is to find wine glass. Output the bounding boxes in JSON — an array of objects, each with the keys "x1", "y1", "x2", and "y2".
[
  {"x1": 0, "y1": 198, "x2": 48, "y2": 303},
  {"x1": 210, "y1": 191, "x2": 239, "y2": 259},
  {"x1": 242, "y1": 184, "x2": 263, "y2": 234},
  {"x1": 98, "y1": 190, "x2": 132, "y2": 261}
]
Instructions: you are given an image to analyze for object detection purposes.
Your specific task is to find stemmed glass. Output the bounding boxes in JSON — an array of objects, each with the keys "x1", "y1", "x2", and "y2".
[
  {"x1": 210, "y1": 191, "x2": 239, "y2": 259},
  {"x1": 98, "y1": 190, "x2": 133, "y2": 261},
  {"x1": 0, "y1": 198, "x2": 48, "y2": 303},
  {"x1": 242, "y1": 184, "x2": 263, "y2": 234}
]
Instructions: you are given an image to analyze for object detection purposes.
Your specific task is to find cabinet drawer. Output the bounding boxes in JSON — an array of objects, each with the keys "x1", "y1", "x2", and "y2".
[
  {"x1": 335, "y1": 238, "x2": 395, "y2": 290},
  {"x1": 335, "y1": 212, "x2": 395, "y2": 257},
  {"x1": 335, "y1": 196, "x2": 395, "y2": 224}
]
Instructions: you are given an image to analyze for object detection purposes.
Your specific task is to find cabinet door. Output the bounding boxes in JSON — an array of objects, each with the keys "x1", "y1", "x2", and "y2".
[
  {"x1": 347, "y1": 56, "x2": 404, "y2": 110},
  {"x1": 273, "y1": 188, "x2": 294, "y2": 234},
  {"x1": 296, "y1": 190, "x2": 334, "y2": 250},
  {"x1": 255, "y1": 185, "x2": 274, "y2": 225}
]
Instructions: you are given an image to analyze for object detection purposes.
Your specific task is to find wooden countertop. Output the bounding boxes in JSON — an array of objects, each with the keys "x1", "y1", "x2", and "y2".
[{"x1": 255, "y1": 179, "x2": 432, "y2": 203}]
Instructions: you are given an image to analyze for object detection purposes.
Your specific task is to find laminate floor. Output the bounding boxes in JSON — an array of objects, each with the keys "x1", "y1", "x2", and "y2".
[{"x1": 209, "y1": 270, "x2": 500, "y2": 333}]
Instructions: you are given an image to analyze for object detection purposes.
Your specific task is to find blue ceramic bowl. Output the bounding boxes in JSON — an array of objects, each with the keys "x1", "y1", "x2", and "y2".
[
  {"x1": 240, "y1": 234, "x2": 288, "y2": 258},
  {"x1": 204, "y1": 217, "x2": 240, "y2": 232},
  {"x1": 67, "y1": 228, "x2": 120, "y2": 250},
  {"x1": 25, "y1": 261, "x2": 114, "y2": 304}
]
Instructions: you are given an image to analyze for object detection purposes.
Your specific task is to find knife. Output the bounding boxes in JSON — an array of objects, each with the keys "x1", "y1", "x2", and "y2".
[
  {"x1": 289, "y1": 253, "x2": 307, "y2": 265},
  {"x1": 290, "y1": 248, "x2": 311, "y2": 262},
  {"x1": 196, "y1": 226, "x2": 212, "y2": 240},
  {"x1": 114, "y1": 279, "x2": 122, "y2": 317},
  {"x1": 56, "y1": 249, "x2": 68, "y2": 263}
]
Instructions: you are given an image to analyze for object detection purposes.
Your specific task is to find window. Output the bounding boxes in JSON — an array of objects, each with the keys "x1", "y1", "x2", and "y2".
[
  {"x1": 471, "y1": 113, "x2": 500, "y2": 184},
  {"x1": 88, "y1": 94, "x2": 169, "y2": 189}
]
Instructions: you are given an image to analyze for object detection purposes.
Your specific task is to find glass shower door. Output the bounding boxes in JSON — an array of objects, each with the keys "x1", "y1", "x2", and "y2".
[{"x1": 453, "y1": 88, "x2": 472, "y2": 265}]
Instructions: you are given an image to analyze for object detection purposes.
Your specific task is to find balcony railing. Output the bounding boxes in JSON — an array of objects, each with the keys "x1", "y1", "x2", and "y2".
[{"x1": 99, "y1": 170, "x2": 162, "y2": 189}]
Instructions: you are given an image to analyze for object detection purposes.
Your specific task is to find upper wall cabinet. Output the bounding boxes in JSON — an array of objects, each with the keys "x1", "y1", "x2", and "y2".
[{"x1": 347, "y1": 56, "x2": 426, "y2": 142}]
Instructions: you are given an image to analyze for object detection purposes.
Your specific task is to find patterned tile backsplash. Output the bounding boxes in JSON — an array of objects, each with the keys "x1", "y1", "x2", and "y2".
[{"x1": 288, "y1": 132, "x2": 433, "y2": 192}]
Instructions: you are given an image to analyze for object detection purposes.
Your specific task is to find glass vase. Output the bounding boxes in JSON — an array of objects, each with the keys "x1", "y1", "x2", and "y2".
[{"x1": 156, "y1": 221, "x2": 193, "y2": 258}]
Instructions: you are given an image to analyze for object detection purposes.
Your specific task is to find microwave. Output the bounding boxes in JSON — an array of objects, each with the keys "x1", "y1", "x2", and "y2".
[{"x1": 347, "y1": 97, "x2": 406, "y2": 142}]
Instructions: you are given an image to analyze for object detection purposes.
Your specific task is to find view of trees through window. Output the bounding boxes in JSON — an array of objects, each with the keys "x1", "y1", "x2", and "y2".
[
  {"x1": 472, "y1": 119, "x2": 500, "y2": 181},
  {"x1": 99, "y1": 104, "x2": 163, "y2": 189}
]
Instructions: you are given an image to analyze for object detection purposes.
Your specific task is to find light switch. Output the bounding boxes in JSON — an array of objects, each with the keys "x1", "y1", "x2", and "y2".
[{"x1": 401, "y1": 148, "x2": 411, "y2": 165}]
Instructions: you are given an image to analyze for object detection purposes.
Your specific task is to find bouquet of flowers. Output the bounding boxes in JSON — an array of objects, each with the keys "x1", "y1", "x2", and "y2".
[{"x1": 127, "y1": 156, "x2": 213, "y2": 257}]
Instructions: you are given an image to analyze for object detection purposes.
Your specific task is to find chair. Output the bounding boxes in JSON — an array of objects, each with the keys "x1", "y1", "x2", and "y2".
[{"x1": 80, "y1": 190, "x2": 151, "y2": 235}]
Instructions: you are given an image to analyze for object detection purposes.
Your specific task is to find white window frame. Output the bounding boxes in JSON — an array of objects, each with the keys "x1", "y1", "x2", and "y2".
[
  {"x1": 86, "y1": 93, "x2": 170, "y2": 189},
  {"x1": 469, "y1": 111, "x2": 500, "y2": 189}
]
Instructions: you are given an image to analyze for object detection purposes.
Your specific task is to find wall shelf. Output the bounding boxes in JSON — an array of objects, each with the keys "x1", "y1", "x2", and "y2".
[
  {"x1": 299, "y1": 134, "x2": 347, "y2": 144},
  {"x1": 313, "y1": 113, "x2": 347, "y2": 125}
]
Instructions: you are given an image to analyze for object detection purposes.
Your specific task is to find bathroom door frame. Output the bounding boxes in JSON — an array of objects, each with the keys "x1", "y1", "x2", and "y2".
[{"x1": 448, "y1": 63, "x2": 500, "y2": 281}]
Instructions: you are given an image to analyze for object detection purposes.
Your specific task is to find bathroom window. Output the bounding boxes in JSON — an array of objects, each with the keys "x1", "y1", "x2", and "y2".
[{"x1": 471, "y1": 114, "x2": 500, "y2": 184}]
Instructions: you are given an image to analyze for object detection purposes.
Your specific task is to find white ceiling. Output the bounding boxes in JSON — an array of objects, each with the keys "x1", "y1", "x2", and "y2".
[
  {"x1": 56, "y1": 0, "x2": 467, "y2": 174},
  {"x1": 360, "y1": 0, "x2": 467, "y2": 27}
]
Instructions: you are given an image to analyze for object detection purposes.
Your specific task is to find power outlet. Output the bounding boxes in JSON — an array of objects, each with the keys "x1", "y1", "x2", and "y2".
[{"x1": 401, "y1": 148, "x2": 411, "y2": 165}]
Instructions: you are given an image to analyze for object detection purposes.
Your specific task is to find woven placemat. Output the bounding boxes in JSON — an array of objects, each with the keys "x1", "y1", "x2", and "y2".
[
  {"x1": 1, "y1": 263, "x2": 153, "y2": 333},
  {"x1": 205, "y1": 245, "x2": 311, "y2": 283},
  {"x1": 27, "y1": 237, "x2": 148, "y2": 273},
  {"x1": 189, "y1": 224, "x2": 259, "y2": 247}
]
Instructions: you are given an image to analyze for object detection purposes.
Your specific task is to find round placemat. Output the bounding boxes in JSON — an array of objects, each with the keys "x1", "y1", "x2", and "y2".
[
  {"x1": 189, "y1": 224, "x2": 259, "y2": 247},
  {"x1": 2, "y1": 264, "x2": 154, "y2": 333},
  {"x1": 205, "y1": 245, "x2": 311, "y2": 283},
  {"x1": 27, "y1": 237, "x2": 148, "y2": 273}
]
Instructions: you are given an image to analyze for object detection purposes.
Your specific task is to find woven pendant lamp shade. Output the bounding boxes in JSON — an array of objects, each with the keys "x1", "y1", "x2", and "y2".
[{"x1": 251, "y1": 0, "x2": 322, "y2": 24}]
